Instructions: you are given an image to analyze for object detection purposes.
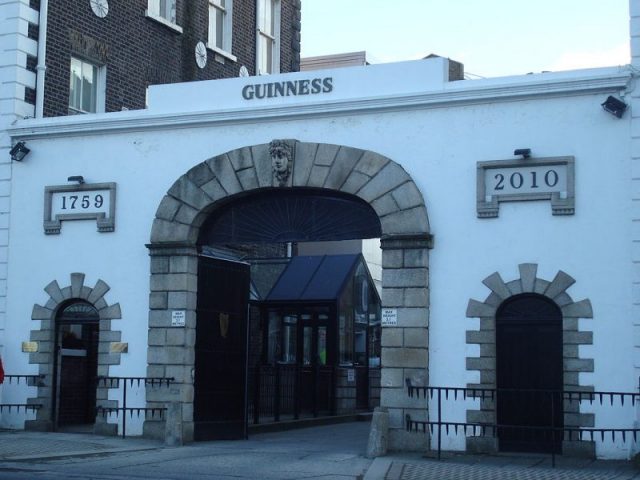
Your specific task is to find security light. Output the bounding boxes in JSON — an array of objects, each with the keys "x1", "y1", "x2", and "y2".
[
  {"x1": 9, "y1": 141, "x2": 30, "y2": 161},
  {"x1": 67, "y1": 176, "x2": 85, "y2": 184},
  {"x1": 514, "y1": 148, "x2": 531, "y2": 159},
  {"x1": 601, "y1": 96, "x2": 627, "y2": 118}
]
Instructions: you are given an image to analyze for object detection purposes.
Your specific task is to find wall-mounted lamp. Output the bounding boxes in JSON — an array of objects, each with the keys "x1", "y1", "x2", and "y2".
[
  {"x1": 601, "y1": 96, "x2": 627, "y2": 118},
  {"x1": 514, "y1": 148, "x2": 531, "y2": 159},
  {"x1": 9, "y1": 141, "x2": 30, "y2": 161},
  {"x1": 67, "y1": 175, "x2": 85, "y2": 184}
]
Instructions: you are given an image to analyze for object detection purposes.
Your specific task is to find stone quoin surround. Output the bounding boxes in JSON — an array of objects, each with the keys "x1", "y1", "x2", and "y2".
[
  {"x1": 145, "y1": 140, "x2": 432, "y2": 449},
  {"x1": 466, "y1": 264, "x2": 595, "y2": 456},
  {"x1": 27, "y1": 273, "x2": 123, "y2": 433}
]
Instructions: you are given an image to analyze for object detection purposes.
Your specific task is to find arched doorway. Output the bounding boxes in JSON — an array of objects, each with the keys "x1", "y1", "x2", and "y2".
[
  {"x1": 496, "y1": 293, "x2": 563, "y2": 453},
  {"x1": 26, "y1": 274, "x2": 123, "y2": 433},
  {"x1": 145, "y1": 140, "x2": 431, "y2": 448},
  {"x1": 466, "y1": 265, "x2": 595, "y2": 456},
  {"x1": 54, "y1": 300, "x2": 100, "y2": 429}
]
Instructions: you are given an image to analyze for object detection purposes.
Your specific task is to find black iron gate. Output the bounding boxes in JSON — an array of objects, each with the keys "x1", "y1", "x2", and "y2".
[{"x1": 194, "y1": 256, "x2": 250, "y2": 440}]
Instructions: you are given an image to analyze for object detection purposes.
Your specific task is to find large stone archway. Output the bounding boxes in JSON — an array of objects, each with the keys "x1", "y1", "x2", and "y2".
[{"x1": 145, "y1": 140, "x2": 431, "y2": 449}]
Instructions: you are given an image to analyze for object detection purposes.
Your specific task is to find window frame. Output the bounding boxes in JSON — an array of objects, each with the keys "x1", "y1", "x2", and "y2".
[
  {"x1": 68, "y1": 56, "x2": 105, "y2": 115},
  {"x1": 208, "y1": 0, "x2": 236, "y2": 62},
  {"x1": 146, "y1": 0, "x2": 183, "y2": 33},
  {"x1": 255, "y1": 0, "x2": 280, "y2": 75}
]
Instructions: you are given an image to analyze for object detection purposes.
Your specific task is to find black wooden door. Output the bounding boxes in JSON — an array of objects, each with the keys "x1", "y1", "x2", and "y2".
[
  {"x1": 57, "y1": 322, "x2": 99, "y2": 426},
  {"x1": 496, "y1": 294, "x2": 563, "y2": 453},
  {"x1": 55, "y1": 302, "x2": 100, "y2": 428},
  {"x1": 194, "y1": 256, "x2": 250, "y2": 440}
]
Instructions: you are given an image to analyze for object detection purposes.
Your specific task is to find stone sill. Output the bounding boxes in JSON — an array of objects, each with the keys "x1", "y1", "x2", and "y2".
[
  {"x1": 206, "y1": 44, "x2": 237, "y2": 63},
  {"x1": 145, "y1": 11, "x2": 183, "y2": 34}
]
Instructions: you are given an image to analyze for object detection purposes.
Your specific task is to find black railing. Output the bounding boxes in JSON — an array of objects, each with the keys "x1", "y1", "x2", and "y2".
[
  {"x1": 96, "y1": 376, "x2": 174, "y2": 438},
  {"x1": 0, "y1": 374, "x2": 44, "y2": 414},
  {"x1": 249, "y1": 364, "x2": 336, "y2": 424},
  {"x1": 405, "y1": 379, "x2": 640, "y2": 467}
]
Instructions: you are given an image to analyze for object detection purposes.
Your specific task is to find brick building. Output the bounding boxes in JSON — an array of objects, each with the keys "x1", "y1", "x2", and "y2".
[{"x1": 21, "y1": 0, "x2": 301, "y2": 117}]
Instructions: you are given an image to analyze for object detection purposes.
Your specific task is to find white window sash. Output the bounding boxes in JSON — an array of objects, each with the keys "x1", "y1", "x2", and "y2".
[
  {"x1": 69, "y1": 57, "x2": 105, "y2": 114},
  {"x1": 148, "y1": 0, "x2": 160, "y2": 17},
  {"x1": 256, "y1": 0, "x2": 280, "y2": 75},
  {"x1": 148, "y1": 0, "x2": 177, "y2": 24},
  {"x1": 208, "y1": 0, "x2": 234, "y2": 58}
]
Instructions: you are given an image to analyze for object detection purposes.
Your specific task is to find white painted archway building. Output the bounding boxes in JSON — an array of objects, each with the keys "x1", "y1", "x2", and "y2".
[{"x1": 0, "y1": 11, "x2": 639, "y2": 458}]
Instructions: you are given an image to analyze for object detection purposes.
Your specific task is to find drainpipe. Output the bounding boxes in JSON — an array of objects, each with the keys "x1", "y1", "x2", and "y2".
[{"x1": 35, "y1": 0, "x2": 48, "y2": 118}]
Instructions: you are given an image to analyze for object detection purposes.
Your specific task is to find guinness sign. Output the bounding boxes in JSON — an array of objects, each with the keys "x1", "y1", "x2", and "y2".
[{"x1": 242, "y1": 77, "x2": 333, "y2": 100}]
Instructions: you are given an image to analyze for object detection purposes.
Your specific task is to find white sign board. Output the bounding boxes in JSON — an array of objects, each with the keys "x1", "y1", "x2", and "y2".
[
  {"x1": 171, "y1": 310, "x2": 186, "y2": 327},
  {"x1": 51, "y1": 189, "x2": 112, "y2": 216},
  {"x1": 476, "y1": 157, "x2": 574, "y2": 218},
  {"x1": 484, "y1": 164, "x2": 568, "y2": 197},
  {"x1": 44, "y1": 182, "x2": 117, "y2": 234},
  {"x1": 347, "y1": 369, "x2": 355, "y2": 382},
  {"x1": 381, "y1": 308, "x2": 397, "y2": 326}
]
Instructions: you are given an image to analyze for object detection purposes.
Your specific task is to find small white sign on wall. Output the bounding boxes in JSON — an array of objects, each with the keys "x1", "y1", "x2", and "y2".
[
  {"x1": 381, "y1": 308, "x2": 397, "y2": 326},
  {"x1": 347, "y1": 369, "x2": 355, "y2": 382},
  {"x1": 171, "y1": 310, "x2": 186, "y2": 327}
]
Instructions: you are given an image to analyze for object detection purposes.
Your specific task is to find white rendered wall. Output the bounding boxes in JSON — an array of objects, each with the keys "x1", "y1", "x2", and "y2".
[
  {"x1": 630, "y1": 0, "x2": 640, "y2": 459},
  {"x1": 0, "y1": 0, "x2": 36, "y2": 368},
  {"x1": 3, "y1": 60, "x2": 636, "y2": 456}
]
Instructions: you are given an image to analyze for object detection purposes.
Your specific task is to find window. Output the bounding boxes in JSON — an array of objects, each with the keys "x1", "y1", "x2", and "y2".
[
  {"x1": 149, "y1": 0, "x2": 176, "y2": 23},
  {"x1": 256, "y1": 0, "x2": 280, "y2": 74},
  {"x1": 266, "y1": 312, "x2": 297, "y2": 364},
  {"x1": 68, "y1": 57, "x2": 105, "y2": 114},
  {"x1": 208, "y1": 0, "x2": 235, "y2": 61},
  {"x1": 146, "y1": 0, "x2": 182, "y2": 32}
]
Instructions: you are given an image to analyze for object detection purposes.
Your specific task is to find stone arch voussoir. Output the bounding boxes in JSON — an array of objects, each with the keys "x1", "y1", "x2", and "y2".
[{"x1": 150, "y1": 140, "x2": 430, "y2": 244}]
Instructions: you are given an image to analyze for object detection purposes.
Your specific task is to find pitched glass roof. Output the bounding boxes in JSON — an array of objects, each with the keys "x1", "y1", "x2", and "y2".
[{"x1": 265, "y1": 254, "x2": 361, "y2": 302}]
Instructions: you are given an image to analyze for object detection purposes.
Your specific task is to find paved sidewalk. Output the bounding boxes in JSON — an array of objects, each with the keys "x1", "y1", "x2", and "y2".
[
  {"x1": 0, "y1": 422, "x2": 372, "y2": 479},
  {"x1": 0, "y1": 429, "x2": 161, "y2": 461},
  {"x1": 1, "y1": 425, "x2": 640, "y2": 479},
  {"x1": 365, "y1": 452, "x2": 640, "y2": 480}
]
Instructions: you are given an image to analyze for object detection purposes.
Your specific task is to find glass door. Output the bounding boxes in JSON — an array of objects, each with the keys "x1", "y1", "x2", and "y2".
[{"x1": 298, "y1": 312, "x2": 331, "y2": 415}]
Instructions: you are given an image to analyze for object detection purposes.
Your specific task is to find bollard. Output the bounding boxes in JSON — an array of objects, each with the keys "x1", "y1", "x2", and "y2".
[
  {"x1": 366, "y1": 406, "x2": 389, "y2": 458},
  {"x1": 164, "y1": 401, "x2": 183, "y2": 446}
]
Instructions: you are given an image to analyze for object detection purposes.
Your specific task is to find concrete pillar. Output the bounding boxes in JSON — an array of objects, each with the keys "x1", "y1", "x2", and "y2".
[
  {"x1": 165, "y1": 401, "x2": 184, "y2": 446},
  {"x1": 366, "y1": 407, "x2": 389, "y2": 458}
]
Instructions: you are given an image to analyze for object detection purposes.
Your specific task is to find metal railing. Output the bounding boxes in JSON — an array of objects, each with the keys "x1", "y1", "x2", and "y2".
[
  {"x1": 0, "y1": 374, "x2": 44, "y2": 414},
  {"x1": 249, "y1": 364, "x2": 336, "y2": 424},
  {"x1": 96, "y1": 376, "x2": 173, "y2": 438},
  {"x1": 405, "y1": 379, "x2": 640, "y2": 467}
]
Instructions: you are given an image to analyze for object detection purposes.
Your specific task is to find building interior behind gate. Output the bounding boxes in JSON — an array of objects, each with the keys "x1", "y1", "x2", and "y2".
[{"x1": 193, "y1": 188, "x2": 383, "y2": 438}]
